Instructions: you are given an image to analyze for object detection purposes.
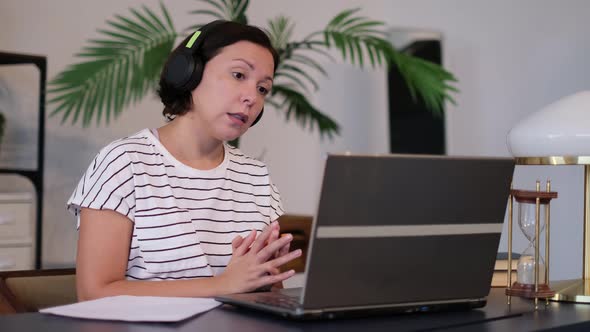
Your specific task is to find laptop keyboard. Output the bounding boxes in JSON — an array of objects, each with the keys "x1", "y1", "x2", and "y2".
[{"x1": 254, "y1": 294, "x2": 301, "y2": 310}]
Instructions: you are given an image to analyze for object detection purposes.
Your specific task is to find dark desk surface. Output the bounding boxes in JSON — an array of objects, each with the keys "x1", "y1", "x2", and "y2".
[{"x1": 1, "y1": 289, "x2": 590, "y2": 332}]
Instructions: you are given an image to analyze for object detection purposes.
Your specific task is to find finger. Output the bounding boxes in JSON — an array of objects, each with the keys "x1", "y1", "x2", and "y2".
[
  {"x1": 271, "y1": 219, "x2": 280, "y2": 233},
  {"x1": 253, "y1": 269, "x2": 296, "y2": 290},
  {"x1": 271, "y1": 236, "x2": 289, "y2": 259},
  {"x1": 263, "y1": 221, "x2": 280, "y2": 243},
  {"x1": 231, "y1": 235, "x2": 244, "y2": 250},
  {"x1": 266, "y1": 224, "x2": 279, "y2": 247},
  {"x1": 268, "y1": 220, "x2": 279, "y2": 230},
  {"x1": 267, "y1": 249, "x2": 302, "y2": 269},
  {"x1": 278, "y1": 240, "x2": 290, "y2": 257},
  {"x1": 234, "y1": 230, "x2": 257, "y2": 256},
  {"x1": 266, "y1": 222, "x2": 281, "y2": 256},
  {"x1": 257, "y1": 234, "x2": 293, "y2": 262},
  {"x1": 250, "y1": 225, "x2": 276, "y2": 254}
]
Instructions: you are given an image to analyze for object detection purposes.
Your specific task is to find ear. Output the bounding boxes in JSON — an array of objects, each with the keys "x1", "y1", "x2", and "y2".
[
  {"x1": 184, "y1": 55, "x2": 205, "y2": 91},
  {"x1": 161, "y1": 51, "x2": 195, "y2": 89}
]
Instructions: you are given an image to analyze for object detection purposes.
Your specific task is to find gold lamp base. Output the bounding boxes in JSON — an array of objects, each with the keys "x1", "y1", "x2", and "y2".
[{"x1": 550, "y1": 279, "x2": 590, "y2": 303}]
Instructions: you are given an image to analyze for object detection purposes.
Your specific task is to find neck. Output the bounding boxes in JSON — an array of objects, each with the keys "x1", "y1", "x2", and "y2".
[{"x1": 157, "y1": 115, "x2": 225, "y2": 170}]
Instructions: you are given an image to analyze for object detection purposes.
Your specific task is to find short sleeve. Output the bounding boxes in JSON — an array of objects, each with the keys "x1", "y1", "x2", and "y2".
[
  {"x1": 66, "y1": 143, "x2": 136, "y2": 228},
  {"x1": 269, "y1": 177, "x2": 285, "y2": 221}
]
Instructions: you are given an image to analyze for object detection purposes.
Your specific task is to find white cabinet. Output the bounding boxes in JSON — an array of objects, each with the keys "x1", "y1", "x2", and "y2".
[{"x1": 0, "y1": 192, "x2": 34, "y2": 271}]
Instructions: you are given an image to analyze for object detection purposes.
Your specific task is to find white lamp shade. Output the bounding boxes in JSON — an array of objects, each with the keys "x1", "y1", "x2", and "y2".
[{"x1": 507, "y1": 91, "x2": 590, "y2": 157}]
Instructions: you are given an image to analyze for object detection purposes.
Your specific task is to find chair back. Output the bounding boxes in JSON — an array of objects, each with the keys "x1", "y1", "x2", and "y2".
[
  {"x1": 278, "y1": 214, "x2": 313, "y2": 273},
  {"x1": 0, "y1": 268, "x2": 76, "y2": 314}
]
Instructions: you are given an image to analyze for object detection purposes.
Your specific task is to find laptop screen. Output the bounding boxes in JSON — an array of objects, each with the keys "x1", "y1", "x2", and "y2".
[{"x1": 302, "y1": 154, "x2": 515, "y2": 309}]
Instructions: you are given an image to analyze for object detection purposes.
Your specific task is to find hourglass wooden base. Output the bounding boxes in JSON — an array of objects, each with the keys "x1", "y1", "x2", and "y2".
[{"x1": 506, "y1": 282, "x2": 555, "y2": 299}]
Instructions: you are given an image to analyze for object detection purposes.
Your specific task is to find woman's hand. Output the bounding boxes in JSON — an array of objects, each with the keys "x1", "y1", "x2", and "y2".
[{"x1": 218, "y1": 223, "x2": 301, "y2": 294}]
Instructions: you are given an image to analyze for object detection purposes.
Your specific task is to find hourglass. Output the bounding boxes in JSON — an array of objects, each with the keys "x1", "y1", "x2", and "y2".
[{"x1": 506, "y1": 180, "x2": 557, "y2": 309}]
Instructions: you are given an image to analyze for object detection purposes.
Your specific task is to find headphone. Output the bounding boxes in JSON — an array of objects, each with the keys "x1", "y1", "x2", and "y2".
[{"x1": 161, "y1": 21, "x2": 264, "y2": 126}]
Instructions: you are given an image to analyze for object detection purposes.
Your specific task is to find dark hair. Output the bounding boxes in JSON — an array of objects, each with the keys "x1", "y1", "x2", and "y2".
[{"x1": 158, "y1": 20, "x2": 279, "y2": 120}]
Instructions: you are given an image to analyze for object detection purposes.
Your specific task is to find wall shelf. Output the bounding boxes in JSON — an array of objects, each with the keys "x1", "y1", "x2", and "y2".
[{"x1": 0, "y1": 51, "x2": 46, "y2": 269}]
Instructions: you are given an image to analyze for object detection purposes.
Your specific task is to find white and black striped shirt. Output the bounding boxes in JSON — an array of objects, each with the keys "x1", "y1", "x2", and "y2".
[{"x1": 67, "y1": 129, "x2": 284, "y2": 280}]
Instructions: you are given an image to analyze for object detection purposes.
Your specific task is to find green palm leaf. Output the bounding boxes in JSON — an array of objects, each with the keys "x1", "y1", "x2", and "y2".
[
  {"x1": 317, "y1": 8, "x2": 457, "y2": 114},
  {"x1": 270, "y1": 85, "x2": 339, "y2": 139},
  {"x1": 267, "y1": 18, "x2": 322, "y2": 93},
  {"x1": 321, "y1": 8, "x2": 390, "y2": 68},
  {"x1": 267, "y1": 16, "x2": 334, "y2": 135},
  {"x1": 287, "y1": 53, "x2": 328, "y2": 77},
  {"x1": 186, "y1": 0, "x2": 249, "y2": 32},
  {"x1": 49, "y1": 2, "x2": 177, "y2": 126},
  {"x1": 276, "y1": 64, "x2": 319, "y2": 91},
  {"x1": 390, "y1": 52, "x2": 458, "y2": 116},
  {"x1": 267, "y1": 16, "x2": 294, "y2": 51}
]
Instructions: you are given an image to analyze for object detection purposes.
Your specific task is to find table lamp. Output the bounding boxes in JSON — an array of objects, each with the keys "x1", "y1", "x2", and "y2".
[{"x1": 507, "y1": 90, "x2": 590, "y2": 303}]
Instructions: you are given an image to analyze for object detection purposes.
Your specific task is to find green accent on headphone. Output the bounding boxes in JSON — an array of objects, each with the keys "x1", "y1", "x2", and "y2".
[{"x1": 186, "y1": 31, "x2": 202, "y2": 49}]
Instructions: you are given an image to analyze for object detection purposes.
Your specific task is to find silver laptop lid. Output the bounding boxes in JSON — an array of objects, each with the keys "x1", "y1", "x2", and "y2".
[{"x1": 301, "y1": 154, "x2": 515, "y2": 310}]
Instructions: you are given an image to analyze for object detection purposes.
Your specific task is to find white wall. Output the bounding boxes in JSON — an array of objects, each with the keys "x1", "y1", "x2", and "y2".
[{"x1": 1, "y1": 0, "x2": 589, "y2": 280}]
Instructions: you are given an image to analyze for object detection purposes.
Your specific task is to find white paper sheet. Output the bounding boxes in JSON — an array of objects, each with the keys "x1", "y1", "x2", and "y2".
[{"x1": 40, "y1": 296, "x2": 221, "y2": 322}]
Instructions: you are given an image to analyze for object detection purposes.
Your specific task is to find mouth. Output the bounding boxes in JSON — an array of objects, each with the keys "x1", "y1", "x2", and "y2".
[{"x1": 228, "y1": 113, "x2": 249, "y2": 124}]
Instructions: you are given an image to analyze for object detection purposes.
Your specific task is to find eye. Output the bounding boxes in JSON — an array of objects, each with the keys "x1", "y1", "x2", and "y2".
[
  {"x1": 232, "y1": 72, "x2": 245, "y2": 80},
  {"x1": 257, "y1": 86, "x2": 270, "y2": 96}
]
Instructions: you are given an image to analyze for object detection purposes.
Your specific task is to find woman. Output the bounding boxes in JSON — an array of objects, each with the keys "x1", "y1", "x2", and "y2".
[{"x1": 67, "y1": 20, "x2": 300, "y2": 301}]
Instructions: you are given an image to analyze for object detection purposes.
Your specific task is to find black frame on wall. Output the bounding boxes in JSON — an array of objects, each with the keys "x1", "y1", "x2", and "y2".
[
  {"x1": 0, "y1": 52, "x2": 46, "y2": 269},
  {"x1": 388, "y1": 40, "x2": 446, "y2": 155}
]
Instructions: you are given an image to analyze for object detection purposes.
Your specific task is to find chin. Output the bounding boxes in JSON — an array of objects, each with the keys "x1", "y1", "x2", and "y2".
[
  {"x1": 218, "y1": 130, "x2": 244, "y2": 143},
  {"x1": 214, "y1": 123, "x2": 247, "y2": 142},
  {"x1": 223, "y1": 136, "x2": 241, "y2": 143}
]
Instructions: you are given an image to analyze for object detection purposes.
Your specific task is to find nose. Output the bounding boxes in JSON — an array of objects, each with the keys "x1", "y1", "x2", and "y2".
[{"x1": 240, "y1": 82, "x2": 259, "y2": 108}]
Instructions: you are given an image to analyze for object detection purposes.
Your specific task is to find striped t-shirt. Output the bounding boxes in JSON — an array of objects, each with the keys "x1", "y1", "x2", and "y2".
[{"x1": 67, "y1": 128, "x2": 284, "y2": 280}]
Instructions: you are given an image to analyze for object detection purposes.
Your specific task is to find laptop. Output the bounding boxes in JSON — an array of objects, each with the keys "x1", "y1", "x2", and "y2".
[{"x1": 215, "y1": 154, "x2": 515, "y2": 319}]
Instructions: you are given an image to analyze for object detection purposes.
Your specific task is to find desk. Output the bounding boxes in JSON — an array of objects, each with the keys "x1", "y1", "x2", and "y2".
[{"x1": 1, "y1": 289, "x2": 590, "y2": 332}]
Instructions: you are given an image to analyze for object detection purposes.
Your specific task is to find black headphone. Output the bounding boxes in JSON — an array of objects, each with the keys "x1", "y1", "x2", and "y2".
[{"x1": 161, "y1": 21, "x2": 264, "y2": 126}]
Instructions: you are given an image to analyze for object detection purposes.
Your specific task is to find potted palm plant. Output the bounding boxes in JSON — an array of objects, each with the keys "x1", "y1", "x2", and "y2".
[{"x1": 48, "y1": 0, "x2": 457, "y2": 147}]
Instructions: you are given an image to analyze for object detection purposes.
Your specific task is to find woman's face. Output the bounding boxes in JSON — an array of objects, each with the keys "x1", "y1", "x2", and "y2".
[{"x1": 190, "y1": 40, "x2": 274, "y2": 142}]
